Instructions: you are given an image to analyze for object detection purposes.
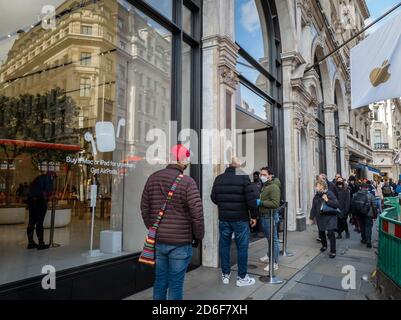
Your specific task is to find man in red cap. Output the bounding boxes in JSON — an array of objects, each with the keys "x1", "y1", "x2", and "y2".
[{"x1": 141, "y1": 144, "x2": 204, "y2": 300}]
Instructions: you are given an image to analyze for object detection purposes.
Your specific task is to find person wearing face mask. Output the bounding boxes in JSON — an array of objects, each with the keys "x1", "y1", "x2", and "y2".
[
  {"x1": 258, "y1": 167, "x2": 281, "y2": 271},
  {"x1": 310, "y1": 179, "x2": 340, "y2": 258},
  {"x1": 140, "y1": 144, "x2": 204, "y2": 300},
  {"x1": 335, "y1": 177, "x2": 351, "y2": 239}
]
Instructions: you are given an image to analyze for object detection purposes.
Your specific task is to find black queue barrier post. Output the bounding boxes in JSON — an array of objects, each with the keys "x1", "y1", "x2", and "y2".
[{"x1": 280, "y1": 202, "x2": 294, "y2": 257}]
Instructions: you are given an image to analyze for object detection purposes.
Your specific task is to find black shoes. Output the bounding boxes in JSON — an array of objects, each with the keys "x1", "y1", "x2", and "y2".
[
  {"x1": 367, "y1": 242, "x2": 372, "y2": 249},
  {"x1": 329, "y1": 253, "x2": 336, "y2": 259},
  {"x1": 320, "y1": 247, "x2": 327, "y2": 252},
  {"x1": 37, "y1": 243, "x2": 50, "y2": 250},
  {"x1": 27, "y1": 242, "x2": 38, "y2": 249}
]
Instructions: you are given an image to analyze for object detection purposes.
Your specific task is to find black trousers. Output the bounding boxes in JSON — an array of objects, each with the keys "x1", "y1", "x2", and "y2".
[
  {"x1": 319, "y1": 230, "x2": 336, "y2": 254},
  {"x1": 337, "y1": 217, "x2": 349, "y2": 235},
  {"x1": 27, "y1": 197, "x2": 48, "y2": 244}
]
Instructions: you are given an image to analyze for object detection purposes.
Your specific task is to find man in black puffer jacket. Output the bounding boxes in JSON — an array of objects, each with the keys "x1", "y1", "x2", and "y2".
[{"x1": 211, "y1": 157, "x2": 259, "y2": 287}]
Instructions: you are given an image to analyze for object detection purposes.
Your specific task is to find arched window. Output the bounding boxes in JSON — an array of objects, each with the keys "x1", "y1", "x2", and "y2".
[
  {"x1": 234, "y1": 0, "x2": 283, "y2": 178},
  {"x1": 334, "y1": 95, "x2": 341, "y2": 174},
  {"x1": 315, "y1": 54, "x2": 327, "y2": 175}
]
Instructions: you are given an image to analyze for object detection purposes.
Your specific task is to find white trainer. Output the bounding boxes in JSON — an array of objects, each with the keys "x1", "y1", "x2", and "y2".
[
  {"x1": 236, "y1": 274, "x2": 256, "y2": 287},
  {"x1": 221, "y1": 273, "x2": 230, "y2": 285},
  {"x1": 264, "y1": 263, "x2": 279, "y2": 271},
  {"x1": 259, "y1": 255, "x2": 269, "y2": 263}
]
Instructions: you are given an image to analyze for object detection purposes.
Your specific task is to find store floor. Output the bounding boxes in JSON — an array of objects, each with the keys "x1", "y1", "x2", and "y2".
[{"x1": 0, "y1": 215, "x2": 129, "y2": 286}]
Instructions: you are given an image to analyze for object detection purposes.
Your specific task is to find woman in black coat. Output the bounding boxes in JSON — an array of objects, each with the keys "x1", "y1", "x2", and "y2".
[
  {"x1": 310, "y1": 179, "x2": 340, "y2": 258},
  {"x1": 335, "y1": 177, "x2": 351, "y2": 239}
]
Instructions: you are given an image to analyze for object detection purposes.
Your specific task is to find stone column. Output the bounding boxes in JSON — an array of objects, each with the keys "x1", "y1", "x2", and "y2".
[
  {"x1": 339, "y1": 123, "x2": 349, "y2": 177},
  {"x1": 324, "y1": 104, "x2": 337, "y2": 178},
  {"x1": 201, "y1": 0, "x2": 238, "y2": 268}
]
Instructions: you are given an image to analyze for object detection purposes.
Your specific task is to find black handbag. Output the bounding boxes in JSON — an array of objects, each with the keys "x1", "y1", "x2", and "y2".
[{"x1": 320, "y1": 202, "x2": 341, "y2": 216}]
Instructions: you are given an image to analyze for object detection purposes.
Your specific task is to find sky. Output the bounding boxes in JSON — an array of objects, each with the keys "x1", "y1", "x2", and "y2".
[{"x1": 365, "y1": 0, "x2": 401, "y2": 33}]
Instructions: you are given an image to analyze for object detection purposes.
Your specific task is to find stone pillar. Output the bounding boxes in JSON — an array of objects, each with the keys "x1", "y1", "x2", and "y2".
[
  {"x1": 339, "y1": 123, "x2": 349, "y2": 177},
  {"x1": 201, "y1": 0, "x2": 238, "y2": 268},
  {"x1": 324, "y1": 104, "x2": 337, "y2": 178}
]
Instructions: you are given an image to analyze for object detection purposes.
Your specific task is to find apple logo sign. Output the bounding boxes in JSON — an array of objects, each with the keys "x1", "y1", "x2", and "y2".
[{"x1": 369, "y1": 59, "x2": 391, "y2": 87}]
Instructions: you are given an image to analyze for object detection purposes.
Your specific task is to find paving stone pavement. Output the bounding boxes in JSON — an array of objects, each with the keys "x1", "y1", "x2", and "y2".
[{"x1": 125, "y1": 222, "x2": 380, "y2": 300}]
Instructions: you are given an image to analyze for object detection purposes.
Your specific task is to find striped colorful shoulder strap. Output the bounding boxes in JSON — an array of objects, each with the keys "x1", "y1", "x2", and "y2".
[{"x1": 139, "y1": 173, "x2": 184, "y2": 266}]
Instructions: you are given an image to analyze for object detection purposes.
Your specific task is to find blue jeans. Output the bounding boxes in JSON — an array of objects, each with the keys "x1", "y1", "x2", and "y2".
[
  {"x1": 358, "y1": 215, "x2": 373, "y2": 243},
  {"x1": 153, "y1": 243, "x2": 192, "y2": 300},
  {"x1": 260, "y1": 210, "x2": 280, "y2": 264},
  {"x1": 219, "y1": 220, "x2": 250, "y2": 278}
]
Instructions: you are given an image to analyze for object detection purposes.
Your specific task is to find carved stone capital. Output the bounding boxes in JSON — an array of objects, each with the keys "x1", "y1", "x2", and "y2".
[{"x1": 219, "y1": 65, "x2": 239, "y2": 90}]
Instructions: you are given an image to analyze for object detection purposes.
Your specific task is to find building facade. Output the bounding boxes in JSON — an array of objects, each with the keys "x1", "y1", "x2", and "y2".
[
  {"x1": 0, "y1": 0, "x2": 374, "y2": 299},
  {"x1": 370, "y1": 99, "x2": 401, "y2": 181}
]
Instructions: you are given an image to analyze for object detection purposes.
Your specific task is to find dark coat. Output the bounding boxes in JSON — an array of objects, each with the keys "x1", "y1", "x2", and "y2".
[
  {"x1": 211, "y1": 167, "x2": 259, "y2": 221},
  {"x1": 309, "y1": 190, "x2": 340, "y2": 231},
  {"x1": 336, "y1": 186, "x2": 351, "y2": 219},
  {"x1": 140, "y1": 164, "x2": 205, "y2": 245}
]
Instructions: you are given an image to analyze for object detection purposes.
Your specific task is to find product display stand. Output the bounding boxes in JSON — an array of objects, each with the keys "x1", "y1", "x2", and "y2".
[{"x1": 84, "y1": 184, "x2": 103, "y2": 258}]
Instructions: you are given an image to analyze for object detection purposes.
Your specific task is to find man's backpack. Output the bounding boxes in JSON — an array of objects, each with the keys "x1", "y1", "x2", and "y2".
[
  {"x1": 352, "y1": 192, "x2": 370, "y2": 216},
  {"x1": 396, "y1": 185, "x2": 401, "y2": 194},
  {"x1": 382, "y1": 185, "x2": 393, "y2": 197}
]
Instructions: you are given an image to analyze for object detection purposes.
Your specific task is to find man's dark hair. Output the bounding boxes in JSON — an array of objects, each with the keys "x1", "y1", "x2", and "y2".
[
  {"x1": 260, "y1": 166, "x2": 274, "y2": 176},
  {"x1": 253, "y1": 171, "x2": 260, "y2": 176}
]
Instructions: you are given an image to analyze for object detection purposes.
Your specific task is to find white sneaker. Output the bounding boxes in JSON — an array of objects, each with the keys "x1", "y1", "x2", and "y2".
[
  {"x1": 221, "y1": 273, "x2": 230, "y2": 285},
  {"x1": 236, "y1": 274, "x2": 256, "y2": 287},
  {"x1": 264, "y1": 263, "x2": 279, "y2": 271},
  {"x1": 259, "y1": 255, "x2": 269, "y2": 263}
]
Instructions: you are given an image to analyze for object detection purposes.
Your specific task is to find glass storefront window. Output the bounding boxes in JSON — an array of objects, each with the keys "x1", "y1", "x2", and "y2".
[
  {"x1": 0, "y1": 0, "x2": 191, "y2": 286},
  {"x1": 183, "y1": 6, "x2": 192, "y2": 35},
  {"x1": 236, "y1": 84, "x2": 271, "y2": 123},
  {"x1": 142, "y1": 0, "x2": 173, "y2": 20},
  {"x1": 235, "y1": 0, "x2": 270, "y2": 71},
  {"x1": 237, "y1": 55, "x2": 272, "y2": 96}
]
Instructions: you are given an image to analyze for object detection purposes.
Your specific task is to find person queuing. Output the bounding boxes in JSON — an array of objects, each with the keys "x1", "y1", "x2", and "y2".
[
  {"x1": 257, "y1": 167, "x2": 281, "y2": 271},
  {"x1": 350, "y1": 182, "x2": 377, "y2": 249},
  {"x1": 310, "y1": 179, "x2": 340, "y2": 258},
  {"x1": 335, "y1": 176, "x2": 351, "y2": 239},
  {"x1": 211, "y1": 157, "x2": 259, "y2": 287},
  {"x1": 250, "y1": 171, "x2": 263, "y2": 235},
  {"x1": 140, "y1": 145, "x2": 204, "y2": 300}
]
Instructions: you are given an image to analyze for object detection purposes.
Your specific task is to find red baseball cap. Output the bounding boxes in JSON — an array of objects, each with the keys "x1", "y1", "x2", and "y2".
[{"x1": 170, "y1": 144, "x2": 190, "y2": 162}]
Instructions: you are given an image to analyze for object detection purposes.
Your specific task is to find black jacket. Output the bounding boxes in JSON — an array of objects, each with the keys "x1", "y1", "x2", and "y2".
[
  {"x1": 211, "y1": 167, "x2": 259, "y2": 221},
  {"x1": 336, "y1": 186, "x2": 351, "y2": 218}
]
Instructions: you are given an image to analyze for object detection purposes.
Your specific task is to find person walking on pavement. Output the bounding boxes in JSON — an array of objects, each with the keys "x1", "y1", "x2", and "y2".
[
  {"x1": 140, "y1": 144, "x2": 204, "y2": 300},
  {"x1": 335, "y1": 177, "x2": 351, "y2": 239},
  {"x1": 382, "y1": 180, "x2": 394, "y2": 198},
  {"x1": 394, "y1": 180, "x2": 401, "y2": 196},
  {"x1": 310, "y1": 179, "x2": 340, "y2": 258},
  {"x1": 373, "y1": 179, "x2": 383, "y2": 215},
  {"x1": 258, "y1": 167, "x2": 281, "y2": 271},
  {"x1": 211, "y1": 157, "x2": 259, "y2": 287},
  {"x1": 319, "y1": 173, "x2": 338, "y2": 199},
  {"x1": 348, "y1": 176, "x2": 361, "y2": 233},
  {"x1": 350, "y1": 183, "x2": 378, "y2": 249}
]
